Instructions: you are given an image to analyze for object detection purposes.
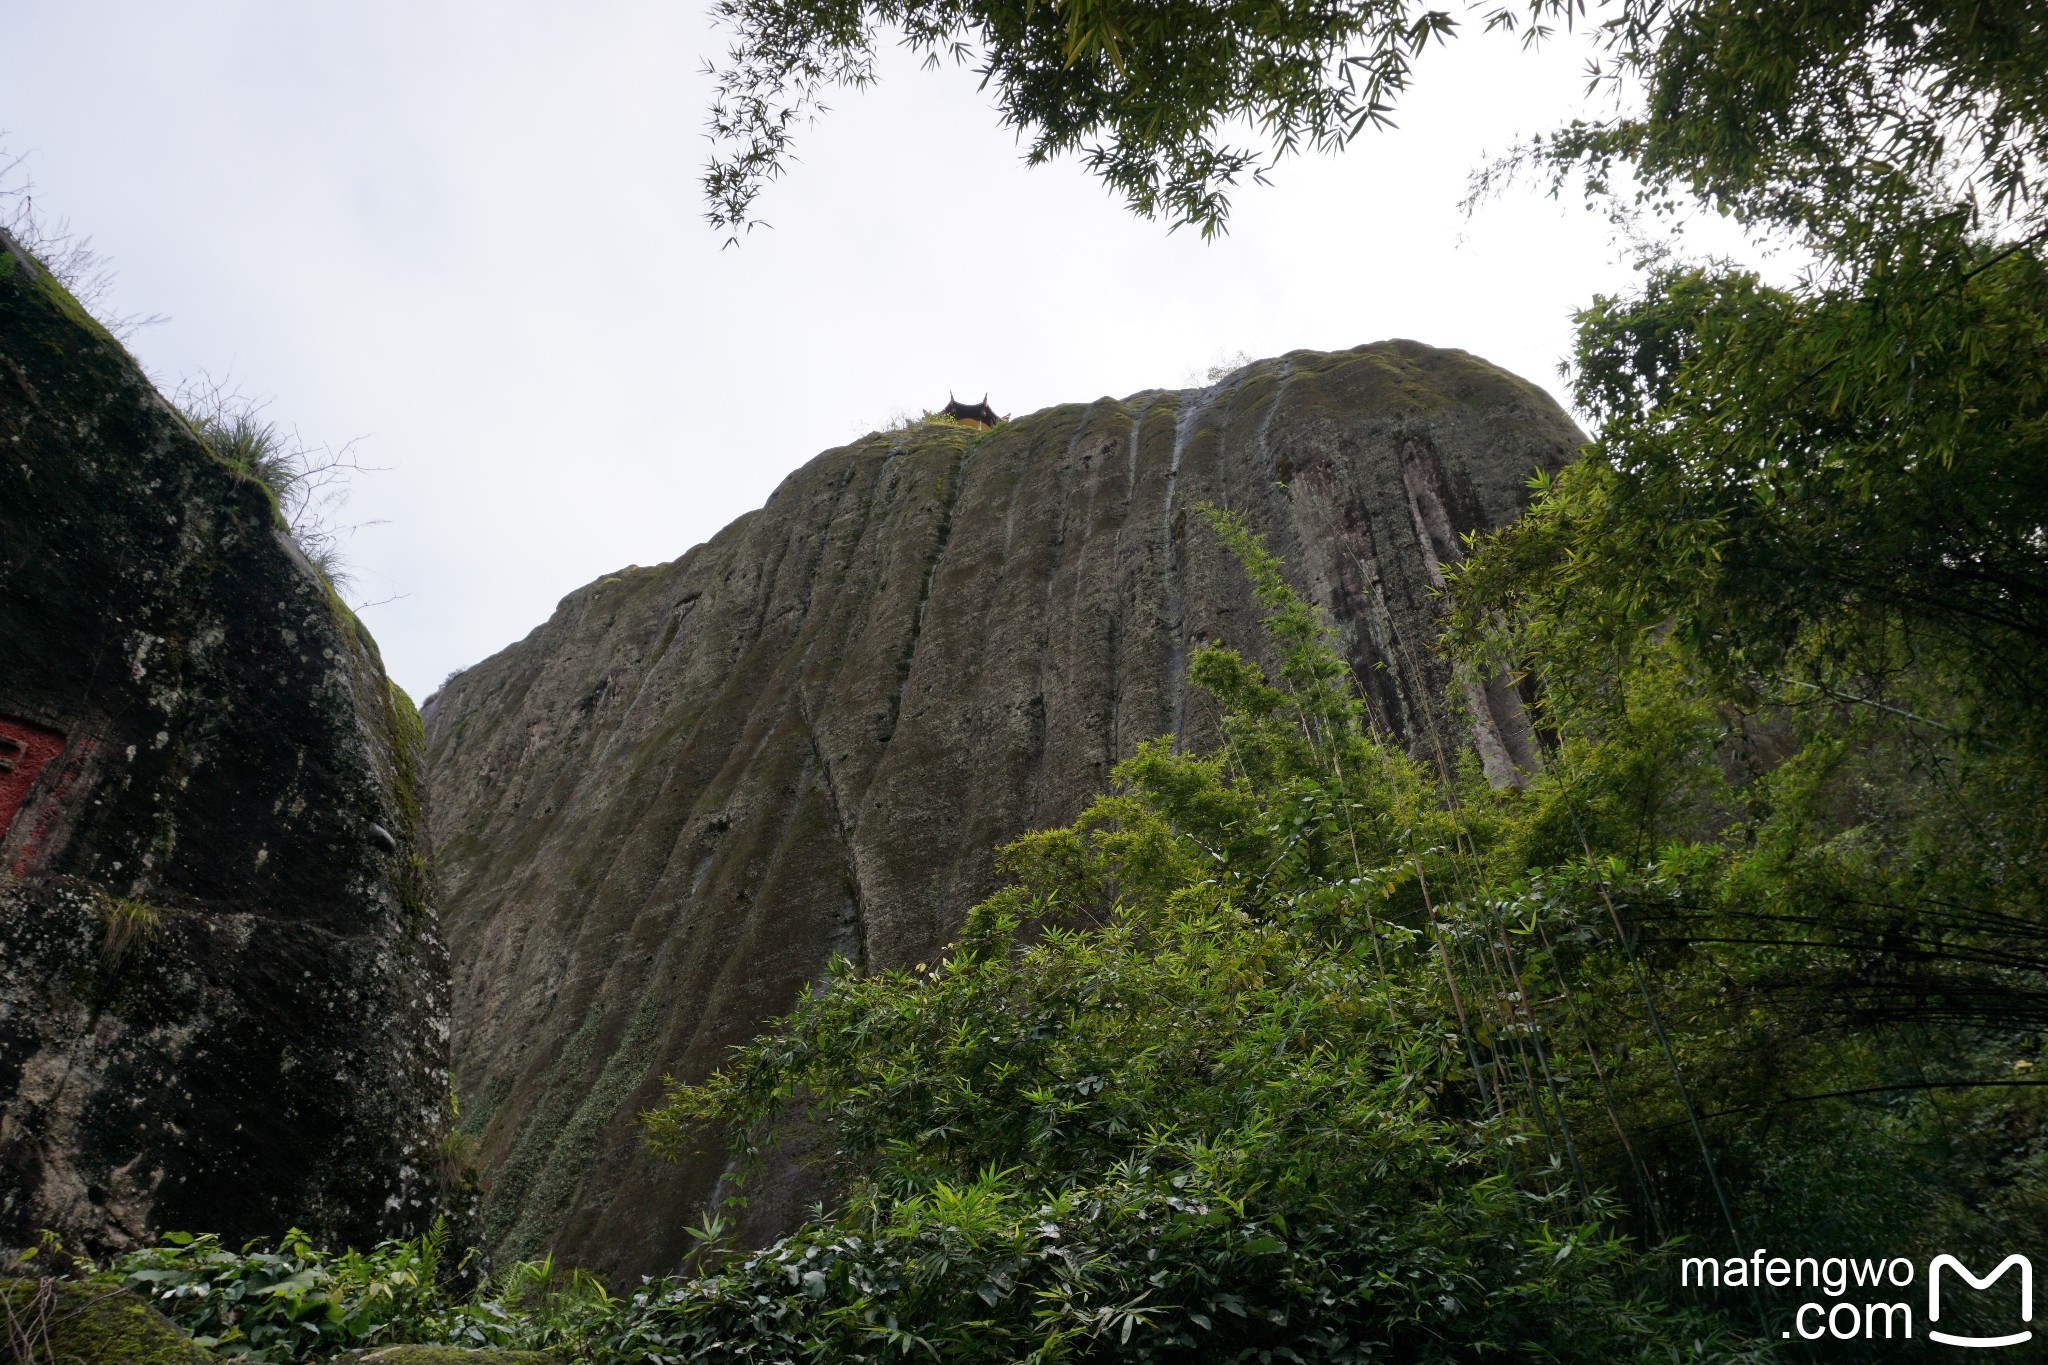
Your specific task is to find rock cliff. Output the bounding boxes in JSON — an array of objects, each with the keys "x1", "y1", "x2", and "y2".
[
  {"x1": 0, "y1": 229, "x2": 449, "y2": 1253},
  {"x1": 423, "y1": 341, "x2": 1582, "y2": 1279}
]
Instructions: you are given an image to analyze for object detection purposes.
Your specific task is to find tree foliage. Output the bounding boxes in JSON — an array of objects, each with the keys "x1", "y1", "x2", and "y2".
[
  {"x1": 1429, "y1": 5, "x2": 2048, "y2": 1348},
  {"x1": 702, "y1": 0, "x2": 1464, "y2": 237},
  {"x1": 621, "y1": 511, "x2": 1762, "y2": 1362},
  {"x1": 1443, "y1": 0, "x2": 2048, "y2": 1136},
  {"x1": 634, "y1": 500, "x2": 2048, "y2": 1358}
]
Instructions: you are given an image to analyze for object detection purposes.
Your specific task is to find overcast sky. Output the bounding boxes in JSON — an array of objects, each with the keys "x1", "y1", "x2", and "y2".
[{"x1": 4, "y1": 1, "x2": 1749, "y2": 701}]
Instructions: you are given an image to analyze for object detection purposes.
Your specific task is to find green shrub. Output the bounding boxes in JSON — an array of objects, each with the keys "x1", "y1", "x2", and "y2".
[{"x1": 112, "y1": 1225, "x2": 454, "y2": 1362}]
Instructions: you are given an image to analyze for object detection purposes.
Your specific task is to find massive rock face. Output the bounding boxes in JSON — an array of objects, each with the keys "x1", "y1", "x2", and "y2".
[
  {"x1": 424, "y1": 341, "x2": 1582, "y2": 1279},
  {"x1": 0, "y1": 230, "x2": 448, "y2": 1253}
]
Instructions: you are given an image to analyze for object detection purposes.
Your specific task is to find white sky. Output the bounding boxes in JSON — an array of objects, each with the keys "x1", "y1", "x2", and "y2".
[{"x1": 3, "y1": 1, "x2": 1742, "y2": 701}]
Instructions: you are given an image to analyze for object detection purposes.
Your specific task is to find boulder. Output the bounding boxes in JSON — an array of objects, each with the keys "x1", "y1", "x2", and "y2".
[
  {"x1": 0, "y1": 228, "x2": 450, "y2": 1254},
  {"x1": 424, "y1": 342, "x2": 1583, "y2": 1278},
  {"x1": 0, "y1": 1278, "x2": 217, "y2": 1365}
]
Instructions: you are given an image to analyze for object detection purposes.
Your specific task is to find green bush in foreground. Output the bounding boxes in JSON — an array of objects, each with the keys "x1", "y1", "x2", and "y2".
[
  {"x1": 97, "y1": 1227, "x2": 607, "y2": 1363},
  {"x1": 107, "y1": 1226, "x2": 457, "y2": 1362}
]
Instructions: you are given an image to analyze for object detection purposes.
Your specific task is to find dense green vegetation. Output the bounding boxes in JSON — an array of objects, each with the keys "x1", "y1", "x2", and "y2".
[
  {"x1": 14, "y1": 1228, "x2": 611, "y2": 1363},
  {"x1": 701, "y1": 0, "x2": 2043, "y2": 240},
  {"x1": 19, "y1": 2, "x2": 2040, "y2": 1360},
  {"x1": 624, "y1": 500, "x2": 2047, "y2": 1359},
  {"x1": 630, "y1": 510, "x2": 1769, "y2": 1361}
]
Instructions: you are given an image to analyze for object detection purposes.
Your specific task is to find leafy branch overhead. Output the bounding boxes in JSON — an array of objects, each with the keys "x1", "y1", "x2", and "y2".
[
  {"x1": 703, "y1": 0, "x2": 1464, "y2": 238},
  {"x1": 702, "y1": 0, "x2": 2048, "y2": 244}
]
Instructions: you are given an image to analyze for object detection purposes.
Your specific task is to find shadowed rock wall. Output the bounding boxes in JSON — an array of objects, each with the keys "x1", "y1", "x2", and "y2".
[
  {"x1": 423, "y1": 341, "x2": 1583, "y2": 1279},
  {"x1": 0, "y1": 229, "x2": 449, "y2": 1253}
]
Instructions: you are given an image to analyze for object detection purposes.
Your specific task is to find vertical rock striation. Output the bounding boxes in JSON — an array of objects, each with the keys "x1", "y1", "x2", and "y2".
[
  {"x1": 0, "y1": 229, "x2": 449, "y2": 1253},
  {"x1": 424, "y1": 341, "x2": 1582, "y2": 1279}
]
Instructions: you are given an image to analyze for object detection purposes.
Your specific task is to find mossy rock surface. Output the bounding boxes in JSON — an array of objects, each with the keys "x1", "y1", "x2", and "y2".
[{"x1": 1, "y1": 1278, "x2": 217, "y2": 1364}]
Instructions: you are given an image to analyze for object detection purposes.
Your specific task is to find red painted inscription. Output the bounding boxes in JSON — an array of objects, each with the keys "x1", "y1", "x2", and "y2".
[{"x1": 0, "y1": 716, "x2": 66, "y2": 838}]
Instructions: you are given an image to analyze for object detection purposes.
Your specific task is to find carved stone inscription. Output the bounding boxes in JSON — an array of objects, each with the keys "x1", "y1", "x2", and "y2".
[{"x1": 0, "y1": 715, "x2": 66, "y2": 838}]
